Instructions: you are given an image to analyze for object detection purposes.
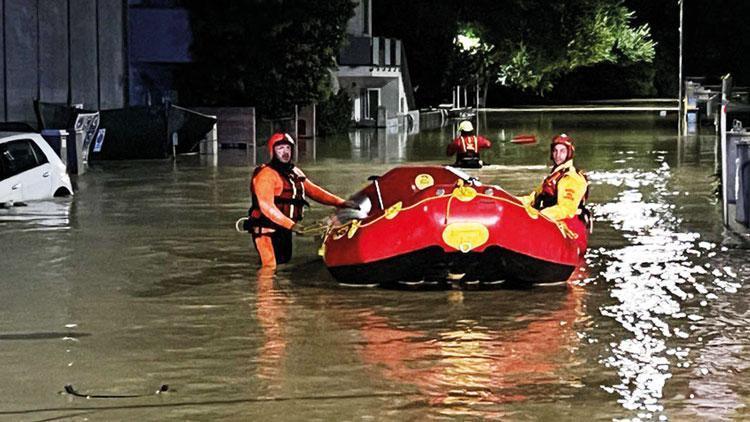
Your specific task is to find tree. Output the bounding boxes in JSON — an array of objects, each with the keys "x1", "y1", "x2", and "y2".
[
  {"x1": 180, "y1": 0, "x2": 355, "y2": 117},
  {"x1": 452, "y1": 0, "x2": 656, "y2": 96}
]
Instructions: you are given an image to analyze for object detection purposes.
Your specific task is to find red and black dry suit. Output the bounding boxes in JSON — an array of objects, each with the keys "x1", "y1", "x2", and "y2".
[{"x1": 446, "y1": 134, "x2": 492, "y2": 168}]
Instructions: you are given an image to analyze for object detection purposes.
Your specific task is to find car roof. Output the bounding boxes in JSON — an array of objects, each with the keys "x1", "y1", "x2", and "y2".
[{"x1": 0, "y1": 132, "x2": 42, "y2": 141}]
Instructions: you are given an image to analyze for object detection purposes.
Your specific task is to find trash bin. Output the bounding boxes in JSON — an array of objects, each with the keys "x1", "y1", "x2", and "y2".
[
  {"x1": 735, "y1": 139, "x2": 750, "y2": 226},
  {"x1": 724, "y1": 120, "x2": 750, "y2": 203},
  {"x1": 41, "y1": 129, "x2": 69, "y2": 168}
]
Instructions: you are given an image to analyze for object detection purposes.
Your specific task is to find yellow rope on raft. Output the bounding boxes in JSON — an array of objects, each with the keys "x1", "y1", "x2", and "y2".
[
  {"x1": 323, "y1": 181, "x2": 580, "y2": 242},
  {"x1": 555, "y1": 220, "x2": 579, "y2": 239}
]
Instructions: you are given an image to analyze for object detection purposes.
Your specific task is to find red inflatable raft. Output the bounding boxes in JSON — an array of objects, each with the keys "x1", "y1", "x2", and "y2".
[{"x1": 321, "y1": 166, "x2": 588, "y2": 285}]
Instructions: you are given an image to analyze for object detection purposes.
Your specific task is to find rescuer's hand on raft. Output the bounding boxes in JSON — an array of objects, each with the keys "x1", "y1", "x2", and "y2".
[
  {"x1": 291, "y1": 222, "x2": 307, "y2": 235},
  {"x1": 340, "y1": 200, "x2": 360, "y2": 210}
]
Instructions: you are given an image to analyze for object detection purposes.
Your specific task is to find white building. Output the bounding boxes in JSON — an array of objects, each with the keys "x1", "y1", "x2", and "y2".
[{"x1": 335, "y1": 0, "x2": 416, "y2": 128}]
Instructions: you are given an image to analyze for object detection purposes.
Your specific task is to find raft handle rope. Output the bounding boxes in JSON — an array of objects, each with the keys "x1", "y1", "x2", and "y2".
[
  {"x1": 368, "y1": 175, "x2": 385, "y2": 210},
  {"x1": 235, "y1": 216, "x2": 330, "y2": 236},
  {"x1": 297, "y1": 220, "x2": 330, "y2": 236},
  {"x1": 64, "y1": 384, "x2": 169, "y2": 399}
]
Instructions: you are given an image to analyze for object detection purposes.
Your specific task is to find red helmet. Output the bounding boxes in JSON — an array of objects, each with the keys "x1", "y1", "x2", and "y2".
[
  {"x1": 550, "y1": 133, "x2": 575, "y2": 162},
  {"x1": 267, "y1": 132, "x2": 295, "y2": 156}
]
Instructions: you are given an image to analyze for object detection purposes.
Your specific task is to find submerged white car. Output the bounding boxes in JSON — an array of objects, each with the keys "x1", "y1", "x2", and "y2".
[{"x1": 0, "y1": 132, "x2": 73, "y2": 206}]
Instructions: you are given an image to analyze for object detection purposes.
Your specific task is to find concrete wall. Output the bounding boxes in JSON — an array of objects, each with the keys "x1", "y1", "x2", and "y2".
[
  {"x1": 0, "y1": 1, "x2": 4, "y2": 120},
  {"x1": 380, "y1": 78, "x2": 400, "y2": 117},
  {"x1": 346, "y1": 0, "x2": 370, "y2": 36},
  {"x1": 39, "y1": 0, "x2": 69, "y2": 105},
  {"x1": 5, "y1": 0, "x2": 38, "y2": 123},
  {"x1": 127, "y1": 6, "x2": 191, "y2": 106},
  {"x1": 98, "y1": 0, "x2": 127, "y2": 110},
  {"x1": 194, "y1": 107, "x2": 255, "y2": 147},
  {"x1": 0, "y1": 0, "x2": 126, "y2": 124},
  {"x1": 70, "y1": 0, "x2": 99, "y2": 109},
  {"x1": 419, "y1": 110, "x2": 445, "y2": 131}
]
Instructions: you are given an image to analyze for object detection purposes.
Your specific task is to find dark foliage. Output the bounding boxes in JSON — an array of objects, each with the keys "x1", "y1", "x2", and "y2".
[
  {"x1": 317, "y1": 90, "x2": 354, "y2": 136},
  {"x1": 178, "y1": 0, "x2": 355, "y2": 117},
  {"x1": 375, "y1": 0, "x2": 656, "y2": 105},
  {"x1": 373, "y1": 0, "x2": 462, "y2": 107}
]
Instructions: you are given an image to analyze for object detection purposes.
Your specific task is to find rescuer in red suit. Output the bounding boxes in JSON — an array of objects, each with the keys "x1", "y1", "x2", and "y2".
[{"x1": 446, "y1": 120, "x2": 492, "y2": 168}]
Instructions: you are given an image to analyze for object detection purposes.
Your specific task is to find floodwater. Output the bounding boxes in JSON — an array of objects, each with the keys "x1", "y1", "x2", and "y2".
[{"x1": 1, "y1": 112, "x2": 749, "y2": 421}]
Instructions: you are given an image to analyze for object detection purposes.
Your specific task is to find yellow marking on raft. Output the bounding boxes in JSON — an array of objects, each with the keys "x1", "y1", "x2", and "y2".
[
  {"x1": 384, "y1": 201, "x2": 402, "y2": 220},
  {"x1": 414, "y1": 174, "x2": 434, "y2": 190},
  {"x1": 555, "y1": 221, "x2": 579, "y2": 239},
  {"x1": 442, "y1": 222, "x2": 489, "y2": 253},
  {"x1": 451, "y1": 179, "x2": 477, "y2": 202},
  {"x1": 347, "y1": 220, "x2": 361, "y2": 238}
]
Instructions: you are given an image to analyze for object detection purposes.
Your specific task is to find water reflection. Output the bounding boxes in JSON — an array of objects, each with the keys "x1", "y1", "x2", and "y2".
[
  {"x1": 589, "y1": 149, "x2": 743, "y2": 418},
  {"x1": 0, "y1": 198, "x2": 73, "y2": 232},
  {"x1": 347, "y1": 127, "x2": 409, "y2": 163},
  {"x1": 254, "y1": 267, "x2": 289, "y2": 389},
  {"x1": 330, "y1": 285, "x2": 587, "y2": 418}
]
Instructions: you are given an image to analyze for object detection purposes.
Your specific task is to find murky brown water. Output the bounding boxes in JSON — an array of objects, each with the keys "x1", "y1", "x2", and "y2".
[{"x1": 1, "y1": 112, "x2": 749, "y2": 421}]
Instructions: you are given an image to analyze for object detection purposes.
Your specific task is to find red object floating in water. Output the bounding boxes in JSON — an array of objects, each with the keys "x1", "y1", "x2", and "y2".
[
  {"x1": 511, "y1": 134, "x2": 537, "y2": 144},
  {"x1": 322, "y1": 166, "x2": 588, "y2": 285}
]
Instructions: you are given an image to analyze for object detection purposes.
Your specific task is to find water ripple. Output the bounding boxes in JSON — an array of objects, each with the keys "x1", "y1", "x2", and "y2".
[{"x1": 589, "y1": 154, "x2": 745, "y2": 418}]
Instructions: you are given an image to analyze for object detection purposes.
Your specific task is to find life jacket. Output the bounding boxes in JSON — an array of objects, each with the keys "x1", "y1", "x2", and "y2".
[
  {"x1": 459, "y1": 136, "x2": 478, "y2": 154},
  {"x1": 533, "y1": 164, "x2": 590, "y2": 220},
  {"x1": 247, "y1": 163, "x2": 310, "y2": 230}
]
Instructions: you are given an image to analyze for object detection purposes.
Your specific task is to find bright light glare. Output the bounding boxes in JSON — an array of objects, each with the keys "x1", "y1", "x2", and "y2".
[{"x1": 455, "y1": 33, "x2": 480, "y2": 53}]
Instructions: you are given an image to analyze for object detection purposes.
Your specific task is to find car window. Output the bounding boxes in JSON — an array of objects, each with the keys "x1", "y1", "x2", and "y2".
[
  {"x1": 29, "y1": 140, "x2": 49, "y2": 165},
  {"x1": 0, "y1": 150, "x2": 5, "y2": 181},
  {"x1": 1, "y1": 139, "x2": 42, "y2": 179}
]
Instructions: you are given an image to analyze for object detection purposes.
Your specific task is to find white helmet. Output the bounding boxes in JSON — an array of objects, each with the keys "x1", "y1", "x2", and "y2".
[{"x1": 458, "y1": 120, "x2": 474, "y2": 133}]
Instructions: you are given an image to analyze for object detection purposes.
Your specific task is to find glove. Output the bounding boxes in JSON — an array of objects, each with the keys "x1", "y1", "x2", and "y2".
[
  {"x1": 340, "y1": 200, "x2": 360, "y2": 210},
  {"x1": 291, "y1": 222, "x2": 306, "y2": 235},
  {"x1": 519, "y1": 194, "x2": 534, "y2": 207}
]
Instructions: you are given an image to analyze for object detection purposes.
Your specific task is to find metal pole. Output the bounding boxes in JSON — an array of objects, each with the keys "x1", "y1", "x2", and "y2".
[
  {"x1": 678, "y1": 0, "x2": 684, "y2": 135},
  {"x1": 721, "y1": 103, "x2": 728, "y2": 225},
  {"x1": 476, "y1": 76, "x2": 480, "y2": 134},
  {"x1": 311, "y1": 103, "x2": 317, "y2": 161},
  {"x1": 294, "y1": 104, "x2": 299, "y2": 158}
]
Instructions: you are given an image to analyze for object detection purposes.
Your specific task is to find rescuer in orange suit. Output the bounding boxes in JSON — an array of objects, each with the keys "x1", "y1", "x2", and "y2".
[
  {"x1": 246, "y1": 133, "x2": 358, "y2": 268},
  {"x1": 446, "y1": 120, "x2": 492, "y2": 168},
  {"x1": 520, "y1": 133, "x2": 589, "y2": 223}
]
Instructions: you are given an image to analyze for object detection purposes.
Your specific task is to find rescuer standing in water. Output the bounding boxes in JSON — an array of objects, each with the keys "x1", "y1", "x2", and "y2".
[{"x1": 245, "y1": 132, "x2": 358, "y2": 268}]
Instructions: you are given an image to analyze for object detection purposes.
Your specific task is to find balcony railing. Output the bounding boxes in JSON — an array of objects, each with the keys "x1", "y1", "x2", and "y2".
[{"x1": 338, "y1": 35, "x2": 401, "y2": 68}]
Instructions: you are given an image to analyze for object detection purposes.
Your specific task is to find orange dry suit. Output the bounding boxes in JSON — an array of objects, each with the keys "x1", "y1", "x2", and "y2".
[
  {"x1": 520, "y1": 160, "x2": 589, "y2": 222},
  {"x1": 248, "y1": 160, "x2": 345, "y2": 267}
]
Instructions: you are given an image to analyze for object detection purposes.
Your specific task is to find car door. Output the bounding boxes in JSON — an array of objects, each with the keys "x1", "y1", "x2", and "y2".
[
  {"x1": 1, "y1": 139, "x2": 52, "y2": 202},
  {"x1": 0, "y1": 144, "x2": 23, "y2": 204}
]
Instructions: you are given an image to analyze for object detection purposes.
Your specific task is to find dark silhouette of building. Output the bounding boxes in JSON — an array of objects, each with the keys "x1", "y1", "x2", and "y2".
[{"x1": 0, "y1": 0, "x2": 126, "y2": 125}]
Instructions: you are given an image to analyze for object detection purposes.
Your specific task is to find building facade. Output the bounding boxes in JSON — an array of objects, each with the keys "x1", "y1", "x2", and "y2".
[{"x1": 335, "y1": 0, "x2": 415, "y2": 127}]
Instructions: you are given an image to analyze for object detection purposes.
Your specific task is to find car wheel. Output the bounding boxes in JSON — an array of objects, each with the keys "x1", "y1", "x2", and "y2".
[{"x1": 54, "y1": 187, "x2": 72, "y2": 197}]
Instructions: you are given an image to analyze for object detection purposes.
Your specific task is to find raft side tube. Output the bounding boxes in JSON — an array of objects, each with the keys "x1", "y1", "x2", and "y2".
[{"x1": 326, "y1": 245, "x2": 576, "y2": 285}]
